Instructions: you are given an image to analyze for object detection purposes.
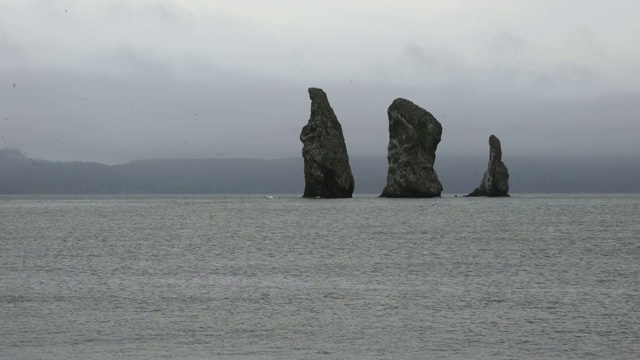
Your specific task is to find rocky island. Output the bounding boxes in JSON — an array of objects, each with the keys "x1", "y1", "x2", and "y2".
[
  {"x1": 466, "y1": 134, "x2": 510, "y2": 197},
  {"x1": 380, "y1": 98, "x2": 443, "y2": 197},
  {"x1": 300, "y1": 88, "x2": 355, "y2": 198}
]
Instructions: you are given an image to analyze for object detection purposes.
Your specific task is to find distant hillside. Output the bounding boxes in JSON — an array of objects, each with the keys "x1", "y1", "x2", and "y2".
[
  {"x1": 0, "y1": 148, "x2": 638, "y2": 194},
  {"x1": 0, "y1": 148, "x2": 118, "y2": 194}
]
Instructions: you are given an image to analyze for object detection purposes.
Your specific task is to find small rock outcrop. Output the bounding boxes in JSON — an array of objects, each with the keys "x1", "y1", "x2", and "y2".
[
  {"x1": 466, "y1": 134, "x2": 510, "y2": 197},
  {"x1": 380, "y1": 98, "x2": 443, "y2": 198},
  {"x1": 300, "y1": 88, "x2": 354, "y2": 198}
]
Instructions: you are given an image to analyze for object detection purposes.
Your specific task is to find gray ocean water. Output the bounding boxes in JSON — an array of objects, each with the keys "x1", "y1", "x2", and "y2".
[{"x1": 1, "y1": 194, "x2": 639, "y2": 360}]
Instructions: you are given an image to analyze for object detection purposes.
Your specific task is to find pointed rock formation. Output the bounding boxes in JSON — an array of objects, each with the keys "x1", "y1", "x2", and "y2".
[
  {"x1": 466, "y1": 134, "x2": 510, "y2": 197},
  {"x1": 380, "y1": 98, "x2": 443, "y2": 198},
  {"x1": 300, "y1": 88, "x2": 354, "y2": 198}
]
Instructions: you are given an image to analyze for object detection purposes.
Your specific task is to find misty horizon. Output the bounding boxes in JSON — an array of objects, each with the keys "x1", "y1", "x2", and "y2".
[
  {"x1": 3, "y1": 73, "x2": 639, "y2": 165},
  {"x1": 3, "y1": 144, "x2": 640, "y2": 167},
  {"x1": 2, "y1": 147, "x2": 638, "y2": 194}
]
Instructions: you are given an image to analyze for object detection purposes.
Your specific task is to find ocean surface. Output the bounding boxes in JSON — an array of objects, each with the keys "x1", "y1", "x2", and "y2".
[{"x1": 1, "y1": 194, "x2": 639, "y2": 360}]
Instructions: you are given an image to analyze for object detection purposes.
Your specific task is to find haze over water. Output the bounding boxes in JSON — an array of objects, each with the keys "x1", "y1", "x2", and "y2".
[{"x1": 1, "y1": 194, "x2": 639, "y2": 359}]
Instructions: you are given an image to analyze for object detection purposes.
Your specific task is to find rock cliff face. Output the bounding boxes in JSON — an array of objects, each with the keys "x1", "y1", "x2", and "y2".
[
  {"x1": 300, "y1": 88, "x2": 354, "y2": 198},
  {"x1": 466, "y1": 134, "x2": 510, "y2": 197},
  {"x1": 380, "y1": 98, "x2": 443, "y2": 197}
]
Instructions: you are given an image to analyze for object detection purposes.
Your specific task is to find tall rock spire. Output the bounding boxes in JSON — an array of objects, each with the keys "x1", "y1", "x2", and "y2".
[
  {"x1": 380, "y1": 98, "x2": 443, "y2": 198},
  {"x1": 466, "y1": 134, "x2": 510, "y2": 197},
  {"x1": 300, "y1": 88, "x2": 354, "y2": 198}
]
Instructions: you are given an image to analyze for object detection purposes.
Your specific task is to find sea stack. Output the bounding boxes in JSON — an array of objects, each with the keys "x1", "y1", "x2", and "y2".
[
  {"x1": 466, "y1": 134, "x2": 510, "y2": 197},
  {"x1": 300, "y1": 88, "x2": 354, "y2": 198},
  {"x1": 380, "y1": 98, "x2": 443, "y2": 198}
]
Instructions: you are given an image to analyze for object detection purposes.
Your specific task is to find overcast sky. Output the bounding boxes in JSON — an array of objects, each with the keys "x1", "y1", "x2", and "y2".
[{"x1": 1, "y1": 0, "x2": 639, "y2": 164}]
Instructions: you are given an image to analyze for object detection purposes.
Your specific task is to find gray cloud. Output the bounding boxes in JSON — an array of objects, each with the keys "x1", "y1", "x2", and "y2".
[{"x1": 1, "y1": 0, "x2": 639, "y2": 164}]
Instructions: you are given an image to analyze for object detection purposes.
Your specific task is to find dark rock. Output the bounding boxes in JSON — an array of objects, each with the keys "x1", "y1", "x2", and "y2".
[
  {"x1": 300, "y1": 88, "x2": 354, "y2": 198},
  {"x1": 466, "y1": 134, "x2": 510, "y2": 197},
  {"x1": 380, "y1": 98, "x2": 443, "y2": 197}
]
